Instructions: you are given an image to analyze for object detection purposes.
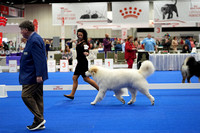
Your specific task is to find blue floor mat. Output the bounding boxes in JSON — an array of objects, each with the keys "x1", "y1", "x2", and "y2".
[
  {"x1": 0, "y1": 71, "x2": 199, "y2": 85},
  {"x1": 0, "y1": 90, "x2": 200, "y2": 133}
]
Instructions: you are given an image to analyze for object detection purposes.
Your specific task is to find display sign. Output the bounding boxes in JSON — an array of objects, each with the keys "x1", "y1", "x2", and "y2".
[
  {"x1": 94, "y1": 59, "x2": 103, "y2": 66},
  {"x1": 154, "y1": 23, "x2": 162, "y2": 38},
  {"x1": 9, "y1": 60, "x2": 17, "y2": 72},
  {"x1": 48, "y1": 60, "x2": 56, "y2": 72},
  {"x1": 60, "y1": 60, "x2": 69, "y2": 72},
  {"x1": 105, "y1": 59, "x2": 113, "y2": 69}
]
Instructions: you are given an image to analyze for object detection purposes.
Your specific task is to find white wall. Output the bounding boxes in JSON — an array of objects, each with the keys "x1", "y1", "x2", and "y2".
[{"x1": 4, "y1": 2, "x2": 200, "y2": 42}]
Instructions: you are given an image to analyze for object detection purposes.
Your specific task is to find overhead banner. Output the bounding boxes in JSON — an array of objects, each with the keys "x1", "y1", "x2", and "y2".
[
  {"x1": 52, "y1": 3, "x2": 107, "y2": 25},
  {"x1": 0, "y1": 5, "x2": 24, "y2": 17},
  {"x1": 154, "y1": 1, "x2": 200, "y2": 23},
  {"x1": 112, "y1": 2, "x2": 149, "y2": 24}
]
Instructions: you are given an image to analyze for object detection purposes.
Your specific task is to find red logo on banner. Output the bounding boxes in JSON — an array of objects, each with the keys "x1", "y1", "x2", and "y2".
[
  {"x1": 0, "y1": 5, "x2": 9, "y2": 15},
  {"x1": 33, "y1": 19, "x2": 38, "y2": 33},
  {"x1": 0, "y1": 16, "x2": 7, "y2": 26},
  {"x1": 119, "y1": 7, "x2": 142, "y2": 19}
]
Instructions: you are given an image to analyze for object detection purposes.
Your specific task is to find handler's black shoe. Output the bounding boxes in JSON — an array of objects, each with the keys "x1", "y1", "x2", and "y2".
[{"x1": 27, "y1": 120, "x2": 46, "y2": 131}]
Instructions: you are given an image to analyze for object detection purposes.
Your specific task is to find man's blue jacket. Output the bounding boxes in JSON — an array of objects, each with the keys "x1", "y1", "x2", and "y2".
[{"x1": 19, "y1": 32, "x2": 48, "y2": 85}]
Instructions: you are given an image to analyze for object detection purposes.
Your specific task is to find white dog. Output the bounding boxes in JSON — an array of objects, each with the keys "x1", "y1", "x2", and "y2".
[{"x1": 85, "y1": 60, "x2": 155, "y2": 105}]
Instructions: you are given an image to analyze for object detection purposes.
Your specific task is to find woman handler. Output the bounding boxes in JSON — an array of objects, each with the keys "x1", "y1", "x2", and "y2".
[{"x1": 64, "y1": 28, "x2": 99, "y2": 99}]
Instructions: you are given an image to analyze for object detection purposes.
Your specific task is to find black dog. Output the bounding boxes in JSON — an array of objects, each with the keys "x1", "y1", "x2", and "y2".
[
  {"x1": 161, "y1": 0, "x2": 179, "y2": 19},
  {"x1": 181, "y1": 56, "x2": 200, "y2": 83}
]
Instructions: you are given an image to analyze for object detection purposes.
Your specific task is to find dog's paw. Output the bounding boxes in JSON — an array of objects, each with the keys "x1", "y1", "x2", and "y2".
[
  {"x1": 91, "y1": 102, "x2": 96, "y2": 105},
  {"x1": 121, "y1": 99, "x2": 125, "y2": 104},
  {"x1": 127, "y1": 101, "x2": 133, "y2": 105},
  {"x1": 151, "y1": 100, "x2": 155, "y2": 106}
]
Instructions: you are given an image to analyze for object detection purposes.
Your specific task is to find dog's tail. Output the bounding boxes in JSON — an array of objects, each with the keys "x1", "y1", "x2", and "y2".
[
  {"x1": 174, "y1": 0, "x2": 177, "y2": 5},
  {"x1": 138, "y1": 60, "x2": 155, "y2": 78},
  {"x1": 181, "y1": 56, "x2": 195, "y2": 78}
]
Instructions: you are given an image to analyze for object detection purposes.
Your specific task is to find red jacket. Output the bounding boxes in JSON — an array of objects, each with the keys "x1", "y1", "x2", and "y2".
[{"x1": 125, "y1": 41, "x2": 136, "y2": 60}]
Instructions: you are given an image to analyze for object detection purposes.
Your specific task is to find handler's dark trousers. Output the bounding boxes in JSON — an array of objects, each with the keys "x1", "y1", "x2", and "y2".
[{"x1": 22, "y1": 83, "x2": 44, "y2": 123}]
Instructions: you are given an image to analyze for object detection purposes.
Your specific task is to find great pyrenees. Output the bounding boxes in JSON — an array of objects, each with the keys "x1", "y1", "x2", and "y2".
[{"x1": 85, "y1": 60, "x2": 155, "y2": 105}]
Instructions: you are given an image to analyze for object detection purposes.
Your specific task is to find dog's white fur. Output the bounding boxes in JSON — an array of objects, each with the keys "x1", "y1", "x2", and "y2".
[{"x1": 85, "y1": 60, "x2": 155, "y2": 105}]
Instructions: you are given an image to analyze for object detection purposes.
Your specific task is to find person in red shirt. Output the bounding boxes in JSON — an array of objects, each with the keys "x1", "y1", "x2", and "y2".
[{"x1": 125, "y1": 36, "x2": 137, "y2": 69}]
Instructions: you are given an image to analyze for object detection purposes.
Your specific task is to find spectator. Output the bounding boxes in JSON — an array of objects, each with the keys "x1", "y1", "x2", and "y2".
[
  {"x1": 182, "y1": 44, "x2": 191, "y2": 53},
  {"x1": 156, "y1": 39, "x2": 161, "y2": 46},
  {"x1": 0, "y1": 42, "x2": 3, "y2": 50},
  {"x1": 115, "y1": 40, "x2": 122, "y2": 54},
  {"x1": 190, "y1": 37, "x2": 195, "y2": 48},
  {"x1": 125, "y1": 36, "x2": 137, "y2": 69},
  {"x1": 162, "y1": 33, "x2": 171, "y2": 52},
  {"x1": 185, "y1": 36, "x2": 191, "y2": 50},
  {"x1": 62, "y1": 45, "x2": 73, "y2": 65},
  {"x1": 134, "y1": 37, "x2": 140, "y2": 49},
  {"x1": 172, "y1": 36, "x2": 178, "y2": 51},
  {"x1": 9, "y1": 41, "x2": 15, "y2": 50},
  {"x1": 141, "y1": 34, "x2": 157, "y2": 52},
  {"x1": 103, "y1": 33, "x2": 112, "y2": 57},
  {"x1": 3, "y1": 41, "x2": 9, "y2": 51},
  {"x1": 122, "y1": 39, "x2": 126, "y2": 52},
  {"x1": 20, "y1": 38, "x2": 27, "y2": 52},
  {"x1": 88, "y1": 38, "x2": 95, "y2": 49},
  {"x1": 179, "y1": 37, "x2": 185, "y2": 45},
  {"x1": 95, "y1": 39, "x2": 100, "y2": 48},
  {"x1": 45, "y1": 40, "x2": 50, "y2": 57}
]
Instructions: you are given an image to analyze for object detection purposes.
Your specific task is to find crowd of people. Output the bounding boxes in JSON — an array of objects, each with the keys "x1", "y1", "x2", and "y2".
[
  {"x1": 1, "y1": 32, "x2": 199, "y2": 70},
  {"x1": 1, "y1": 32, "x2": 198, "y2": 56}
]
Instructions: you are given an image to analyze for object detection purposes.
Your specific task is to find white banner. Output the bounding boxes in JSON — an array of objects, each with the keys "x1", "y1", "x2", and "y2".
[
  {"x1": 112, "y1": 2, "x2": 149, "y2": 24},
  {"x1": 48, "y1": 60, "x2": 56, "y2": 72},
  {"x1": 154, "y1": 1, "x2": 200, "y2": 23},
  {"x1": 60, "y1": 60, "x2": 69, "y2": 72},
  {"x1": 52, "y1": 3, "x2": 107, "y2": 25},
  {"x1": 105, "y1": 59, "x2": 113, "y2": 69},
  {"x1": 9, "y1": 60, "x2": 17, "y2": 73}
]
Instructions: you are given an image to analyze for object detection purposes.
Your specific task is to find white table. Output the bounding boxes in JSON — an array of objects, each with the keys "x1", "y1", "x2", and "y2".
[{"x1": 149, "y1": 53, "x2": 200, "y2": 71}]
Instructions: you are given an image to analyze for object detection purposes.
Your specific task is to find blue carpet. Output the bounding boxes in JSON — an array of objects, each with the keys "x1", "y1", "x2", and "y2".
[
  {"x1": 0, "y1": 90, "x2": 200, "y2": 133},
  {"x1": 0, "y1": 71, "x2": 199, "y2": 85}
]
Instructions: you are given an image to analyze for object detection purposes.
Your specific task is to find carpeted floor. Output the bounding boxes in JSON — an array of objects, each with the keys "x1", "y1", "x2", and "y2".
[
  {"x1": 0, "y1": 90, "x2": 200, "y2": 133},
  {"x1": 0, "y1": 71, "x2": 200, "y2": 132},
  {"x1": 0, "y1": 71, "x2": 199, "y2": 85}
]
